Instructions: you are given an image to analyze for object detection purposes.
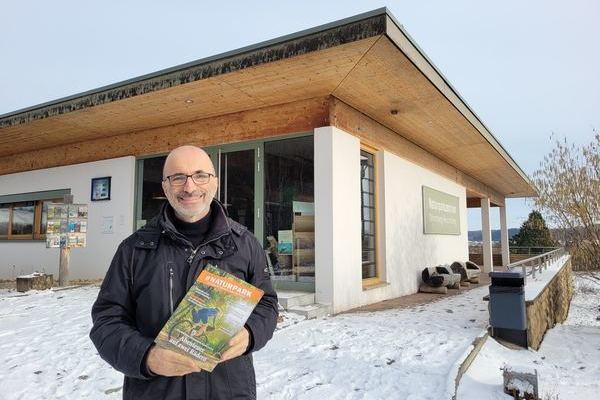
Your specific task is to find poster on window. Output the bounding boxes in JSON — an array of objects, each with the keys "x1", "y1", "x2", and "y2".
[{"x1": 46, "y1": 203, "x2": 88, "y2": 248}]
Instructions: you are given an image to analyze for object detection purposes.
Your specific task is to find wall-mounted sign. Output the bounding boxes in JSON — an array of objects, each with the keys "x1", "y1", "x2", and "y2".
[
  {"x1": 91, "y1": 176, "x2": 111, "y2": 201},
  {"x1": 46, "y1": 204, "x2": 88, "y2": 248},
  {"x1": 422, "y1": 186, "x2": 460, "y2": 235}
]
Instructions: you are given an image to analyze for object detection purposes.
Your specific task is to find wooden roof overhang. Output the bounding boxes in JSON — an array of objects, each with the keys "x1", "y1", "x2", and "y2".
[{"x1": 0, "y1": 8, "x2": 535, "y2": 198}]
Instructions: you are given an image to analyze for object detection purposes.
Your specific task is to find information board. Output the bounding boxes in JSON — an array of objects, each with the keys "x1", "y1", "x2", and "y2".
[
  {"x1": 422, "y1": 186, "x2": 461, "y2": 235},
  {"x1": 46, "y1": 204, "x2": 88, "y2": 248}
]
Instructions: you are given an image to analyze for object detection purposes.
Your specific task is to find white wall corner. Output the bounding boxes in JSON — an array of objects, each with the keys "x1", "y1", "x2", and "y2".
[
  {"x1": 314, "y1": 127, "x2": 335, "y2": 306},
  {"x1": 314, "y1": 126, "x2": 362, "y2": 313}
]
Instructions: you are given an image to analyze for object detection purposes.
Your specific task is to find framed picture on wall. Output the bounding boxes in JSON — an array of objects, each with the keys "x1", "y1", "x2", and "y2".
[{"x1": 91, "y1": 176, "x2": 111, "y2": 201}]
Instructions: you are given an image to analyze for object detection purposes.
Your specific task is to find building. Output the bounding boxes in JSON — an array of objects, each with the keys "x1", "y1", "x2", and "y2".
[{"x1": 0, "y1": 9, "x2": 535, "y2": 313}]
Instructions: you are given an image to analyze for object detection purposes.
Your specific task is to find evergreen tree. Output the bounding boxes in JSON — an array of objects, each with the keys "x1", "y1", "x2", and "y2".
[{"x1": 510, "y1": 211, "x2": 556, "y2": 247}]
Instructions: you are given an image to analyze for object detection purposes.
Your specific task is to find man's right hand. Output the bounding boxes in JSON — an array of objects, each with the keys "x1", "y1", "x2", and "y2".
[{"x1": 146, "y1": 345, "x2": 202, "y2": 376}]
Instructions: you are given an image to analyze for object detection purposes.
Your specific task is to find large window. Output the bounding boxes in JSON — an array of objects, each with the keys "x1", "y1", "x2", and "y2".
[
  {"x1": 0, "y1": 198, "x2": 62, "y2": 240},
  {"x1": 264, "y1": 136, "x2": 314, "y2": 284},
  {"x1": 135, "y1": 136, "x2": 316, "y2": 291},
  {"x1": 361, "y1": 149, "x2": 378, "y2": 281}
]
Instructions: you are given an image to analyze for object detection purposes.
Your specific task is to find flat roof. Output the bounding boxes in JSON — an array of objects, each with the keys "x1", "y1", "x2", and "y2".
[{"x1": 0, "y1": 8, "x2": 535, "y2": 198}]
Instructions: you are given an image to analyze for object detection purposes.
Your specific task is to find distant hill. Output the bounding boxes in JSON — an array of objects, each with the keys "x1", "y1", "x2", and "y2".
[{"x1": 468, "y1": 228, "x2": 520, "y2": 242}]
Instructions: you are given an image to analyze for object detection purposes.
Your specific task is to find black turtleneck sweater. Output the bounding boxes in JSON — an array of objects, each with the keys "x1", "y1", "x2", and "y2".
[{"x1": 168, "y1": 206, "x2": 213, "y2": 248}]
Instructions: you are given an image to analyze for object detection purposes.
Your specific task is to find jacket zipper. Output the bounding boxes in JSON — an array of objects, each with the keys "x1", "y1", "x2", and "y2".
[
  {"x1": 185, "y1": 232, "x2": 230, "y2": 265},
  {"x1": 186, "y1": 248, "x2": 198, "y2": 264},
  {"x1": 169, "y1": 266, "x2": 174, "y2": 314}
]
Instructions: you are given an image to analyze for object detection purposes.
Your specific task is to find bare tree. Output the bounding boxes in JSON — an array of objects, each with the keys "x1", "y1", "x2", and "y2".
[{"x1": 533, "y1": 131, "x2": 600, "y2": 273}]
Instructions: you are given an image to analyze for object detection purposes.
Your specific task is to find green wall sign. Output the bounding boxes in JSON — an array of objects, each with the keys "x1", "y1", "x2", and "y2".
[{"x1": 422, "y1": 186, "x2": 461, "y2": 235}]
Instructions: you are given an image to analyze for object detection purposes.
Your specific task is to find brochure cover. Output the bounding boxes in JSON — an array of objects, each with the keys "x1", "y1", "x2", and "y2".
[
  {"x1": 155, "y1": 264, "x2": 264, "y2": 372},
  {"x1": 277, "y1": 230, "x2": 293, "y2": 254}
]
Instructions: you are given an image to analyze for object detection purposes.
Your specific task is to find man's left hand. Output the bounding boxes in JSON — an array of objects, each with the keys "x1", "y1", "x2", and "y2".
[{"x1": 220, "y1": 327, "x2": 250, "y2": 362}]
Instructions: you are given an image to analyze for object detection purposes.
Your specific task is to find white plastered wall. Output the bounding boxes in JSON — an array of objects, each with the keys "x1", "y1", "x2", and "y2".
[
  {"x1": 314, "y1": 126, "x2": 468, "y2": 313},
  {"x1": 0, "y1": 156, "x2": 136, "y2": 280}
]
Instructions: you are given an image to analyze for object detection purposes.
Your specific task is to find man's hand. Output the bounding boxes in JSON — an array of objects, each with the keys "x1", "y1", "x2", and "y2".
[
  {"x1": 146, "y1": 345, "x2": 202, "y2": 376},
  {"x1": 220, "y1": 327, "x2": 250, "y2": 362}
]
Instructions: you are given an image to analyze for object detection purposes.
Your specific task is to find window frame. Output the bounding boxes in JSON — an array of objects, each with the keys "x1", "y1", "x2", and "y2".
[
  {"x1": 0, "y1": 198, "x2": 63, "y2": 241},
  {"x1": 360, "y1": 144, "x2": 381, "y2": 288},
  {"x1": 9, "y1": 201, "x2": 36, "y2": 239}
]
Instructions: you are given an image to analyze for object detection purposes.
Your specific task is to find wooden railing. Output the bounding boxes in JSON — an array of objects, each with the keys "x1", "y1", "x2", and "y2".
[{"x1": 506, "y1": 248, "x2": 566, "y2": 283}]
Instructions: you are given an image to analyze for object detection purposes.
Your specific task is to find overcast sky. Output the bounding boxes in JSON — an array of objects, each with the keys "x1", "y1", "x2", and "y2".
[{"x1": 1, "y1": 0, "x2": 598, "y2": 230}]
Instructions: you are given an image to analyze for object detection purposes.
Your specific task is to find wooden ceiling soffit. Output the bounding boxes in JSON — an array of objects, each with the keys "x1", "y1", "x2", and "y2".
[
  {"x1": 0, "y1": 97, "x2": 330, "y2": 176},
  {"x1": 382, "y1": 16, "x2": 534, "y2": 194},
  {"x1": 0, "y1": 76, "x2": 264, "y2": 157},
  {"x1": 333, "y1": 28, "x2": 534, "y2": 197},
  {"x1": 329, "y1": 98, "x2": 506, "y2": 207},
  {"x1": 0, "y1": 37, "x2": 378, "y2": 158},
  {"x1": 218, "y1": 37, "x2": 378, "y2": 105},
  {"x1": 0, "y1": 8, "x2": 534, "y2": 199}
]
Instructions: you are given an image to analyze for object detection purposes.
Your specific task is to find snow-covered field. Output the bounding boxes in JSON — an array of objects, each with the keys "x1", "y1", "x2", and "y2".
[
  {"x1": 458, "y1": 272, "x2": 600, "y2": 400},
  {"x1": 0, "y1": 272, "x2": 597, "y2": 400}
]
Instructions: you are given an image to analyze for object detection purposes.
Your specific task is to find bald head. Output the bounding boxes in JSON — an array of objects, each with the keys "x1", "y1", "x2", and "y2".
[
  {"x1": 161, "y1": 145, "x2": 218, "y2": 222},
  {"x1": 163, "y1": 145, "x2": 215, "y2": 178}
]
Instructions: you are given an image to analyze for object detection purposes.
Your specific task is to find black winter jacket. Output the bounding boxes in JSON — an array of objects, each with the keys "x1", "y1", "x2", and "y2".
[{"x1": 90, "y1": 200, "x2": 278, "y2": 399}]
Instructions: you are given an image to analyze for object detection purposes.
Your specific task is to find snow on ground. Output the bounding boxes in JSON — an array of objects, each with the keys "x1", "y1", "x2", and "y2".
[
  {"x1": 0, "y1": 284, "x2": 491, "y2": 399},
  {"x1": 457, "y1": 272, "x2": 600, "y2": 400},
  {"x1": 566, "y1": 274, "x2": 600, "y2": 327},
  {"x1": 255, "y1": 287, "x2": 490, "y2": 400},
  {"x1": 0, "y1": 286, "x2": 122, "y2": 400}
]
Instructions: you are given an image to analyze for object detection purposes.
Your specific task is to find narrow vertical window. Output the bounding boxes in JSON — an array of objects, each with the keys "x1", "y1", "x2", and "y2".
[{"x1": 360, "y1": 149, "x2": 378, "y2": 281}]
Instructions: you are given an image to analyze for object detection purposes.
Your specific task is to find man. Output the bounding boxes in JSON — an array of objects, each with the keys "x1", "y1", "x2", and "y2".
[{"x1": 90, "y1": 145, "x2": 278, "y2": 399}]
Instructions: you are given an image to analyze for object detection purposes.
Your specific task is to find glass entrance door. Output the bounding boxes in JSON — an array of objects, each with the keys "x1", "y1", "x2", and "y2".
[
  {"x1": 217, "y1": 149, "x2": 255, "y2": 233},
  {"x1": 205, "y1": 144, "x2": 263, "y2": 243}
]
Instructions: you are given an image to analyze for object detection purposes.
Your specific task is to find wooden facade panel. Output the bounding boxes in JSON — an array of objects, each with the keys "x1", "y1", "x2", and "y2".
[{"x1": 0, "y1": 97, "x2": 330, "y2": 175}]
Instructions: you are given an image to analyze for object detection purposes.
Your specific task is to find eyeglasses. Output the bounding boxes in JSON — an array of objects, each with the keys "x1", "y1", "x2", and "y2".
[{"x1": 163, "y1": 172, "x2": 215, "y2": 186}]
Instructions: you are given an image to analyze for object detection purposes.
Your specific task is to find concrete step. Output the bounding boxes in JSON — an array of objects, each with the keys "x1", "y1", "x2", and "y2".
[
  {"x1": 277, "y1": 290, "x2": 315, "y2": 309},
  {"x1": 286, "y1": 303, "x2": 332, "y2": 319}
]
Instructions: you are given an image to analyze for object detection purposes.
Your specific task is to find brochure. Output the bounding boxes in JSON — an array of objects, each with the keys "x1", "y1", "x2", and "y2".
[
  {"x1": 277, "y1": 230, "x2": 293, "y2": 254},
  {"x1": 154, "y1": 264, "x2": 263, "y2": 372}
]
